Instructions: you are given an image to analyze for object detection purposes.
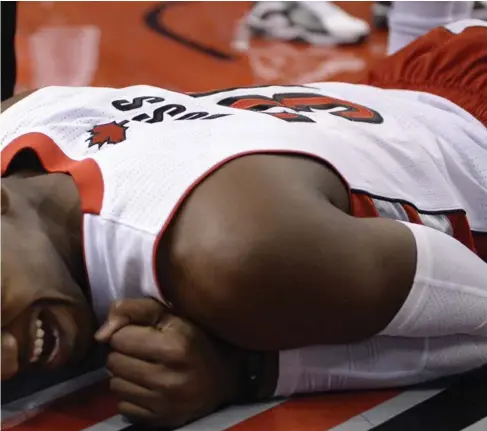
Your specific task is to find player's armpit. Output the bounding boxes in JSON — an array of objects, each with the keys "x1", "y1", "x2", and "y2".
[{"x1": 157, "y1": 154, "x2": 417, "y2": 351}]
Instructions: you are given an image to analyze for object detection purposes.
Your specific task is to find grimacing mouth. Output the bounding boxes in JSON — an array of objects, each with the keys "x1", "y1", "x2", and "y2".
[
  {"x1": 22, "y1": 301, "x2": 89, "y2": 372},
  {"x1": 29, "y1": 309, "x2": 64, "y2": 367}
]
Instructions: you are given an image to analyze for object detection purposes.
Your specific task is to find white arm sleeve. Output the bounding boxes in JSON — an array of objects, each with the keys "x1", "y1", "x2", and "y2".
[
  {"x1": 380, "y1": 221, "x2": 487, "y2": 338},
  {"x1": 275, "y1": 335, "x2": 487, "y2": 396},
  {"x1": 275, "y1": 221, "x2": 487, "y2": 397}
]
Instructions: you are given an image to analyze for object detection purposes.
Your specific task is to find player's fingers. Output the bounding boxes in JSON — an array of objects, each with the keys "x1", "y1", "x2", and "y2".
[
  {"x1": 1, "y1": 332, "x2": 19, "y2": 380},
  {"x1": 106, "y1": 351, "x2": 165, "y2": 389},
  {"x1": 110, "y1": 324, "x2": 192, "y2": 365},
  {"x1": 110, "y1": 376, "x2": 164, "y2": 412},
  {"x1": 95, "y1": 298, "x2": 165, "y2": 342}
]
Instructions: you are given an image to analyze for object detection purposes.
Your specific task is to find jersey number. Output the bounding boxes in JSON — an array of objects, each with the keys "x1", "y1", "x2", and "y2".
[{"x1": 217, "y1": 92, "x2": 383, "y2": 124}]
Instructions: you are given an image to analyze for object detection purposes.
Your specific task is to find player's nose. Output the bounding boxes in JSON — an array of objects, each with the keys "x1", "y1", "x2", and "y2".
[{"x1": 1, "y1": 331, "x2": 20, "y2": 380}]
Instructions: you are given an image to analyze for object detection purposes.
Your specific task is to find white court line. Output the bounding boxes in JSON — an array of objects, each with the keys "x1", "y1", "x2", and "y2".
[
  {"x1": 328, "y1": 388, "x2": 445, "y2": 431},
  {"x1": 1, "y1": 369, "x2": 108, "y2": 429},
  {"x1": 362, "y1": 388, "x2": 444, "y2": 426},
  {"x1": 327, "y1": 415, "x2": 374, "y2": 431},
  {"x1": 461, "y1": 417, "x2": 487, "y2": 431},
  {"x1": 82, "y1": 415, "x2": 129, "y2": 431},
  {"x1": 176, "y1": 401, "x2": 285, "y2": 431},
  {"x1": 82, "y1": 400, "x2": 285, "y2": 431}
]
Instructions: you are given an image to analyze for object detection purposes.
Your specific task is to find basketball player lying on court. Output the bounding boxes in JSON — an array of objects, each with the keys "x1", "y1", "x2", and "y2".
[{"x1": 1, "y1": 19, "x2": 487, "y2": 427}]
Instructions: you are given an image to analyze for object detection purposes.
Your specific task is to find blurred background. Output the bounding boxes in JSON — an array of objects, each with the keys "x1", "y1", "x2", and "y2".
[{"x1": 6, "y1": 1, "x2": 387, "y2": 95}]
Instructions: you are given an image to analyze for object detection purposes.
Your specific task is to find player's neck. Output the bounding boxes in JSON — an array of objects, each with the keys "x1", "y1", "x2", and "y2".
[{"x1": 11, "y1": 173, "x2": 88, "y2": 291}]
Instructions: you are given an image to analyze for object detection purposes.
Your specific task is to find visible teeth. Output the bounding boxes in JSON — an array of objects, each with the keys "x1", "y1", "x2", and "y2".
[
  {"x1": 31, "y1": 319, "x2": 45, "y2": 363},
  {"x1": 47, "y1": 328, "x2": 60, "y2": 364},
  {"x1": 31, "y1": 318, "x2": 61, "y2": 364}
]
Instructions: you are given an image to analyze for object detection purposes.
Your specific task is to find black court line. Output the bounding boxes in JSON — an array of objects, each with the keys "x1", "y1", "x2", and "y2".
[
  {"x1": 371, "y1": 366, "x2": 487, "y2": 431},
  {"x1": 144, "y1": 2, "x2": 237, "y2": 61}
]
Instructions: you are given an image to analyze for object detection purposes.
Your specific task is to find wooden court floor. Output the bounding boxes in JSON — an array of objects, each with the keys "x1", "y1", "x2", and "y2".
[
  {"x1": 14, "y1": 1, "x2": 385, "y2": 92},
  {"x1": 3, "y1": 1, "x2": 487, "y2": 431}
]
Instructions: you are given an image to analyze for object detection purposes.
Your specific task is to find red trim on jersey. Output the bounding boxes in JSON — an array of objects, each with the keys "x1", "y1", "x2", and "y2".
[
  {"x1": 447, "y1": 212, "x2": 478, "y2": 254},
  {"x1": 402, "y1": 203, "x2": 423, "y2": 224},
  {"x1": 473, "y1": 233, "x2": 487, "y2": 262},
  {"x1": 1, "y1": 132, "x2": 104, "y2": 214},
  {"x1": 349, "y1": 194, "x2": 480, "y2": 259},
  {"x1": 350, "y1": 193, "x2": 380, "y2": 217},
  {"x1": 151, "y1": 150, "x2": 353, "y2": 304}
]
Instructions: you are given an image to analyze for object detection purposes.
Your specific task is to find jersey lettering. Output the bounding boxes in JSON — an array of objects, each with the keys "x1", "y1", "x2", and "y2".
[
  {"x1": 112, "y1": 96, "x2": 165, "y2": 111},
  {"x1": 111, "y1": 96, "x2": 231, "y2": 125},
  {"x1": 218, "y1": 92, "x2": 383, "y2": 124}
]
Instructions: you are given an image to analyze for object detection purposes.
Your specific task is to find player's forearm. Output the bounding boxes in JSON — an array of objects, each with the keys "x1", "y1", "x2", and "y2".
[{"x1": 273, "y1": 334, "x2": 487, "y2": 398}]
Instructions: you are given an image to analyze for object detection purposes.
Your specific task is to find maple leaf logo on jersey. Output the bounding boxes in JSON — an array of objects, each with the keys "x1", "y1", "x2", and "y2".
[{"x1": 87, "y1": 120, "x2": 129, "y2": 148}]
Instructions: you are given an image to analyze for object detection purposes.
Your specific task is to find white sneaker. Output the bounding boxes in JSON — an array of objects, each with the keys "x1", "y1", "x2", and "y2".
[{"x1": 240, "y1": 1, "x2": 370, "y2": 47}]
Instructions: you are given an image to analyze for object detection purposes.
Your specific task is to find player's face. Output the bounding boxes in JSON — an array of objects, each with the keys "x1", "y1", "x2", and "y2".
[{"x1": 1, "y1": 187, "x2": 95, "y2": 380}]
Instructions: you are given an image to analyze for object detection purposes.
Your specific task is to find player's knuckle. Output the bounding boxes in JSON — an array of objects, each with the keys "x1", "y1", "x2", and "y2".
[
  {"x1": 151, "y1": 372, "x2": 168, "y2": 392},
  {"x1": 109, "y1": 376, "x2": 123, "y2": 395},
  {"x1": 117, "y1": 401, "x2": 130, "y2": 417},
  {"x1": 172, "y1": 335, "x2": 192, "y2": 362},
  {"x1": 106, "y1": 351, "x2": 121, "y2": 373},
  {"x1": 117, "y1": 402, "x2": 140, "y2": 422},
  {"x1": 108, "y1": 330, "x2": 124, "y2": 350},
  {"x1": 160, "y1": 374, "x2": 180, "y2": 394},
  {"x1": 161, "y1": 372, "x2": 189, "y2": 396}
]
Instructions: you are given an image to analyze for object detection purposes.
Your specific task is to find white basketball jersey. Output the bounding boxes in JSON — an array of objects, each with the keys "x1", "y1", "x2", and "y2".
[{"x1": 1, "y1": 84, "x2": 486, "y2": 321}]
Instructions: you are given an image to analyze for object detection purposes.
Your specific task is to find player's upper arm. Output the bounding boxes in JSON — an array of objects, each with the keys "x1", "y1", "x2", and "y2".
[{"x1": 158, "y1": 154, "x2": 417, "y2": 350}]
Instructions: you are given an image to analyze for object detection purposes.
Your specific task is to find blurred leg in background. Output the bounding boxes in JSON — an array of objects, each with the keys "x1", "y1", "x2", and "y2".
[
  {"x1": 2, "y1": 1, "x2": 17, "y2": 101},
  {"x1": 373, "y1": 1, "x2": 476, "y2": 55},
  {"x1": 373, "y1": 1, "x2": 487, "y2": 30}
]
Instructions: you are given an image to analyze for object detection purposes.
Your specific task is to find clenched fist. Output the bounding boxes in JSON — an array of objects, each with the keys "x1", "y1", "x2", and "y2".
[{"x1": 96, "y1": 298, "x2": 242, "y2": 428}]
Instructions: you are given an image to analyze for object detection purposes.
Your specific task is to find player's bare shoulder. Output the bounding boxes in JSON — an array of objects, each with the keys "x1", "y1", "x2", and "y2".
[
  {"x1": 156, "y1": 153, "x2": 350, "y2": 305},
  {"x1": 1, "y1": 90, "x2": 38, "y2": 113}
]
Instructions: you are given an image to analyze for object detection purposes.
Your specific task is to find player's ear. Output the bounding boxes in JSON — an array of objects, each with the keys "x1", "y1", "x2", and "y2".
[{"x1": 1, "y1": 185, "x2": 10, "y2": 215}]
